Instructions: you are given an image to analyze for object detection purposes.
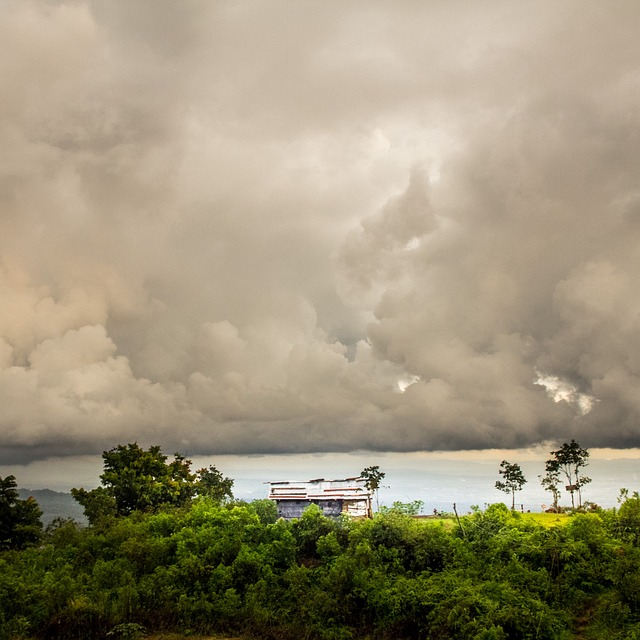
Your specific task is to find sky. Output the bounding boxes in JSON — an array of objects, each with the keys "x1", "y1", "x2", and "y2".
[{"x1": 2, "y1": 1, "x2": 640, "y2": 488}]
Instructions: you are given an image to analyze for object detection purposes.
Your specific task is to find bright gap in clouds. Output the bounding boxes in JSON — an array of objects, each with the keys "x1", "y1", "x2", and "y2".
[
  {"x1": 535, "y1": 371, "x2": 596, "y2": 416},
  {"x1": 397, "y1": 375, "x2": 420, "y2": 393}
]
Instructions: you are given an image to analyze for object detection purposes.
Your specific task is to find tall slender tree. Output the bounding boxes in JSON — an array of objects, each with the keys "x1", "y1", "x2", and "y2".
[
  {"x1": 495, "y1": 460, "x2": 527, "y2": 510},
  {"x1": 546, "y1": 439, "x2": 591, "y2": 509},
  {"x1": 360, "y1": 465, "x2": 385, "y2": 516},
  {"x1": 539, "y1": 464, "x2": 562, "y2": 511}
]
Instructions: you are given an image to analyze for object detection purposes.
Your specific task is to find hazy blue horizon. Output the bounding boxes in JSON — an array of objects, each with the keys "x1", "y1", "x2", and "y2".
[{"x1": 9, "y1": 449, "x2": 640, "y2": 515}]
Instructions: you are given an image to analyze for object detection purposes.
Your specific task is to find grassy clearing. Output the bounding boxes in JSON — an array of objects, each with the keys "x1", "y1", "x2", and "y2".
[
  {"x1": 417, "y1": 511, "x2": 571, "y2": 528},
  {"x1": 520, "y1": 511, "x2": 570, "y2": 527}
]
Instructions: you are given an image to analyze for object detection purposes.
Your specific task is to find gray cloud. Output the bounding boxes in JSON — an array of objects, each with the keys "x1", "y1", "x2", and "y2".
[{"x1": 1, "y1": 0, "x2": 640, "y2": 464}]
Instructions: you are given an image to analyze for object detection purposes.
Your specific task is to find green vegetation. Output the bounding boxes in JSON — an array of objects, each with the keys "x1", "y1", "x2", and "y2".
[
  {"x1": 379, "y1": 500, "x2": 424, "y2": 516},
  {"x1": 544, "y1": 440, "x2": 591, "y2": 510},
  {"x1": 4, "y1": 497, "x2": 640, "y2": 639},
  {"x1": 495, "y1": 460, "x2": 527, "y2": 510},
  {"x1": 519, "y1": 512, "x2": 570, "y2": 528},
  {"x1": 360, "y1": 465, "x2": 386, "y2": 514},
  {"x1": 0, "y1": 475, "x2": 43, "y2": 551},
  {"x1": 71, "y1": 443, "x2": 234, "y2": 525},
  {"x1": 4, "y1": 443, "x2": 640, "y2": 639}
]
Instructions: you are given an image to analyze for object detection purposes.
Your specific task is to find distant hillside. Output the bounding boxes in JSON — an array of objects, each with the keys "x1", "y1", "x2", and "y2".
[{"x1": 18, "y1": 488, "x2": 87, "y2": 526}]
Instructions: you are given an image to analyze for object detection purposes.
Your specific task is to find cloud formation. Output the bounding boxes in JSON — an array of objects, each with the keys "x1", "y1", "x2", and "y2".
[{"x1": 2, "y1": 1, "x2": 640, "y2": 463}]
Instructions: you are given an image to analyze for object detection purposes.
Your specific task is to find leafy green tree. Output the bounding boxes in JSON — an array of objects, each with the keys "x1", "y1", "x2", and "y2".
[
  {"x1": 70, "y1": 486, "x2": 117, "y2": 526},
  {"x1": 360, "y1": 465, "x2": 385, "y2": 514},
  {"x1": 539, "y1": 464, "x2": 562, "y2": 511},
  {"x1": 72, "y1": 443, "x2": 233, "y2": 522},
  {"x1": 249, "y1": 498, "x2": 279, "y2": 525},
  {"x1": 195, "y1": 465, "x2": 234, "y2": 502},
  {"x1": 0, "y1": 475, "x2": 43, "y2": 550},
  {"x1": 291, "y1": 504, "x2": 339, "y2": 561},
  {"x1": 4, "y1": 488, "x2": 638, "y2": 640},
  {"x1": 494, "y1": 460, "x2": 526, "y2": 510},
  {"x1": 546, "y1": 439, "x2": 591, "y2": 509},
  {"x1": 101, "y1": 443, "x2": 195, "y2": 515},
  {"x1": 614, "y1": 490, "x2": 640, "y2": 545}
]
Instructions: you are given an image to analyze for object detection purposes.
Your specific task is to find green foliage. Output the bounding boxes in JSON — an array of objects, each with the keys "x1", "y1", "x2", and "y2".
[
  {"x1": 194, "y1": 465, "x2": 234, "y2": 502},
  {"x1": 248, "y1": 498, "x2": 279, "y2": 525},
  {"x1": 546, "y1": 439, "x2": 591, "y2": 509},
  {"x1": 494, "y1": 460, "x2": 526, "y2": 510},
  {"x1": 106, "y1": 622, "x2": 147, "y2": 639},
  {"x1": 614, "y1": 490, "x2": 640, "y2": 545},
  {"x1": 71, "y1": 486, "x2": 117, "y2": 526},
  {"x1": 360, "y1": 465, "x2": 385, "y2": 491},
  {"x1": 72, "y1": 443, "x2": 233, "y2": 524},
  {"x1": 539, "y1": 465, "x2": 562, "y2": 511},
  {"x1": 379, "y1": 500, "x2": 424, "y2": 515},
  {"x1": 291, "y1": 504, "x2": 344, "y2": 562},
  {"x1": 7, "y1": 472, "x2": 640, "y2": 640},
  {"x1": 100, "y1": 444, "x2": 195, "y2": 515},
  {"x1": 360, "y1": 465, "x2": 385, "y2": 514},
  {"x1": 0, "y1": 475, "x2": 43, "y2": 550}
]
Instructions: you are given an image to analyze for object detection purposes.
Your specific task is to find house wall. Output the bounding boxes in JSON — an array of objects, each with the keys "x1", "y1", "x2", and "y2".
[
  {"x1": 268, "y1": 477, "x2": 372, "y2": 519},
  {"x1": 276, "y1": 499, "x2": 312, "y2": 519},
  {"x1": 343, "y1": 499, "x2": 370, "y2": 518},
  {"x1": 276, "y1": 499, "x2": 343, "y2": 519},
  {"x1": 275, "y1": 498, "x2": 372, "y2": 519},
  {"x1": 316, "y1": 500, "x2": 343, "y2": 517}
]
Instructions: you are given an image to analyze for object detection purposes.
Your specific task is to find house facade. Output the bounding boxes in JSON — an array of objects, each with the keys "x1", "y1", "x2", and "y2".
[{"x1": 266, "y1": 477, "x2": 372, "y2": 519}]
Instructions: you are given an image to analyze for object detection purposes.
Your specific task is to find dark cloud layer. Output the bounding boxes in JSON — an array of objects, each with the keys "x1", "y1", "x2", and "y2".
[{"x1": 1, "y1": 0, "x2": 640, "y2": 464}]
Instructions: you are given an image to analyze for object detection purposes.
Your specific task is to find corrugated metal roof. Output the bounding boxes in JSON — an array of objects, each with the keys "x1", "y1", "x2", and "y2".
[{"x1": 266, "y1": 477, "x2": 371, "y2": 502}]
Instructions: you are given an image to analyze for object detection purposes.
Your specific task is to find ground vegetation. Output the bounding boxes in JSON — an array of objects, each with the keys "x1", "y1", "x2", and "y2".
[
  {"x1": 2, "y1": 492, "x2": 640, "y2": 638},
  {"x1": 494, "y1": 460, "x2": 527, "y2": 510},
  {"x1": 4, "y1": 442, "x2": 640, "y2": 639}
]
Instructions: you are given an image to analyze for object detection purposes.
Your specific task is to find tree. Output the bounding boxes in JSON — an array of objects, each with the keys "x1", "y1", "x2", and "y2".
[
  {"x1": 249, "y1": 498, "x2": 279, "y2": 525},
  {"x1": 72, "y1": 443, "x2": 234, "y2": 523},
  {"x1": 360, "y1": 465, "x2": 385, "y2": 515},
  {"x1": 494, "y1": 460, "x2": 526, "y2": 510},
  {"x1": 539, "y1": 464, "x2": 562, "y2": 511},
  {"x1": 194, "y1": 465, "x2": 234, "y2": 502},
  {"x1": 379, "y1": 500, "x2": 424, "y2": 516},
  {"x1": 100, "y1": 444, "x2": 195, "y2": 515},
  {"x1": 72, "y1": 444, "x2": 186, "y2": 524},
  {"x1": 70, "y1": 486, "x2": 117, "y2": 525},
  {"x1": 0, "y1": 475, "x2": 43, "y2": 550},
  {"x1": 546, "y1": 439, "x2": 591, "y2": 509}
]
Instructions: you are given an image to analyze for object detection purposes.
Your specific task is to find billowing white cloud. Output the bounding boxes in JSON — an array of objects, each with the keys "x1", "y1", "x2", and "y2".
[{"x1": 1, "y1": 1, "x2": 640, "y2": 464}]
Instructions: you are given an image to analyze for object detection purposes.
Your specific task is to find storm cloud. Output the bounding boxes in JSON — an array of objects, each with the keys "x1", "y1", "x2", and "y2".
[{"x1": 2, "y1": 0, "x2": 640, "y2": 463}]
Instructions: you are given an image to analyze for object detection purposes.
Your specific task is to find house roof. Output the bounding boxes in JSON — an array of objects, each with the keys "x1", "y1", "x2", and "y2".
[{"x1": 265, "y1": 477, "x2": 371, "y2": 502}]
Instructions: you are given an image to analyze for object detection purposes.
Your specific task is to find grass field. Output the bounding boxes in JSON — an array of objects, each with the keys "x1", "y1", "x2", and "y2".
[
  {"x1": 520, "y1": 511, "x2": 571, "y2": 527},
  {"x1": 421, "y1": 511, "x2": 571, "y2": 528}
]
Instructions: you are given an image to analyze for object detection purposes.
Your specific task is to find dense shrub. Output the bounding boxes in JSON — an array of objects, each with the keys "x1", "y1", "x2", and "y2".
[{"x1": 4, "y1": 497, "x2": 640, "y2": 639}]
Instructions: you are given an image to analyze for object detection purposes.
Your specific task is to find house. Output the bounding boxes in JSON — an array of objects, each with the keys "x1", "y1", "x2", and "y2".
[{"x1": 266, "y1": 476, "x2": 372, "y2": 519}]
